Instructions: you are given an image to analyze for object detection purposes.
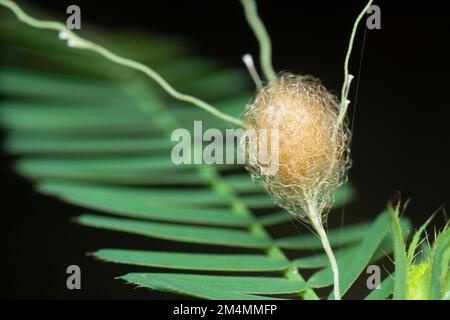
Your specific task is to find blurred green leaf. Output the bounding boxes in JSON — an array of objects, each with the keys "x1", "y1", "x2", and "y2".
[
  {"x1": 388, "y1": 204, "x2": 408, "y2": 300},
  {"x1": 39, "y1": 181, "x2": 253, "y2": 227},
  {"x1": 277, "y1": 220, "x2": 371, "y2": 250},
  {"x1": 430, "y1": 227, "x2": 450, "y2": 299},
  {"x1": 76, "y1": 214, "x2": 271, "y2": 248},
  {"x1": 93, "y1": 249, "x2": 290, "y2": 271},
  {"x1": 121, "y1": 273, "x2": 305, "y2": 299}
]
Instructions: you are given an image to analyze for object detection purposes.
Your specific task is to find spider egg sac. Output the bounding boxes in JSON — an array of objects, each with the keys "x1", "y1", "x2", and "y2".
[{"x1": 242, "y1": 73, "x2": 351, "y2": 220}]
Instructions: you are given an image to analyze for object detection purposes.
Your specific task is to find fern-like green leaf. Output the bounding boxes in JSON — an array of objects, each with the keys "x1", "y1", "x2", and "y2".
[{"x1": 0, "y1": 7, "x2": 395, "y2": 300}]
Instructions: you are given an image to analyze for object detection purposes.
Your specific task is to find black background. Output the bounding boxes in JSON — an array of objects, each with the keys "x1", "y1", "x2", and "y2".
[{"x1": 0, "y1": 0, "x2": 449, "y2": 299}]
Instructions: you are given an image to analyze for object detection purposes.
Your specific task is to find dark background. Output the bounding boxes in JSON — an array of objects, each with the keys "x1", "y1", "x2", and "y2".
[{"x1": 0, "y1": 0, "x2": 449, "y2": 299}]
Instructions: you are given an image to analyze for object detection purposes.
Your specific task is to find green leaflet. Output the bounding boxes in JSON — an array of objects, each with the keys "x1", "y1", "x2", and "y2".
[
  {"x1": 153, "y1": 57, "x2": 218, "y2": 85},
  {"x1": 401, "y1": 221, "x2": 450, "y2": 300},
  {"x1": 38, "y1": 181, "x2": 253, "y2": 227},
  {"x1": 225, "y1": 173, "x2": 265, "y2": 193},
  {"x1": 16, "y1": 156, "x2": 237, "y2": 182},
  {"x1": 120, "y1": 273, "x2": 305, "y2": 299},
  {"x1": 0, "y1": 67, "x2": 124, "y2": 98},
  {"x1": 15, "y1": 156, "x2": 193, "y2": 182},
  {"x1": 39, "y1": 181, "x2": 233, "y2": 206},
  {"x1": 0, "y1": 102, "x2": 157, "y2": 132},
  {"x1": 242, "y1": 194, "x2": 278, "y2": 209},
  {"x1": 61, "y1": 199, "x2": 252, "y2": 227},
  {"x1": 6, "y1": 135, "x2": 173, "y2": 155},
  {"x1": 93, "y1": 249, "x2": 290, "y2": 271},
  {"x1": 175, "y1": 69, "x2": 250, "y2": 100},
  {"x1": 277, "y1": 221, "x2": 372, "y2": 250},
  {"x1": 36, "y1": 172, "x2": 209, "y2": 185},
  {"x1": 242, "y1": 182, "x2": 354, "y2": 210},
  {"x1": 407, "y1": 215, "x2": 434, "y2": 265},
  {"x1": 429, "y1": 227, "x2": 450, "y2": 299},
  {"x1": 388, "y1": 205, "x2": 408, "y2": 300},
  {"x1": 76, "y1": 214, "x2": 271, "y2": 248},
  {"x1": 293, "y1": 246, "x2": 356, "y2": 269},
  {"x1": 259, "y1": 211, "x2": 293, "y2": 226}
]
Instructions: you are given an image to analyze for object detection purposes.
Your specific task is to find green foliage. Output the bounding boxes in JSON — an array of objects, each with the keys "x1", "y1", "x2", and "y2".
[
  {"x1": 93, "y1": 249, "x2": 290, "y2": 272},
  {"x1": 364, "y1": 275, "x2": 394, "y2": 300},
  {"x1": 120, "y1": 274, "x2": 296, "y2": 300},
  {"x1": 388, "y1": 204, "x2": 408, "y2": 299},
  {"x1": 429, "y1": 227, "x2": 450, "y2": 299},
  {"x1": 386, "y1": 205, "x2": 450, "y2": 300},
  {"x1": 308, "y1": 212, "x2": 410, "y2": 299},
  {"x1": 2, "y1": 8, "x2": 442, "y2": 300}
]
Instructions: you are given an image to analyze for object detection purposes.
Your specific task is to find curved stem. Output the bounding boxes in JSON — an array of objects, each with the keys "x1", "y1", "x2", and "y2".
[
  {"x1": 339, "y1": 0, "x2": 373, "y2": 113},
  {"x1": 240, "y1": 0, "x2": 276, "y2": 81},
  {"x1": 0, "y1": 0, "x2": 242, "y2": 126},
  {"x1": 317, "y1": 0, "x2": 373, "y2": 196},
  {"x1": 307, "y1": 202, "x2": 341, "y2": 300}
]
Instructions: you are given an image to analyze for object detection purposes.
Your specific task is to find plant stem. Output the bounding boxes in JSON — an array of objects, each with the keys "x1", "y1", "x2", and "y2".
[
  {"x1": 240, "y1": 0, "x2": 277, "y2": 81},
  {"x1": 307, "y1": 202, "x2": 341, "y2": 300},
  {"x1": 338, "y1": 0, "x2": 373, "y2": 116}
]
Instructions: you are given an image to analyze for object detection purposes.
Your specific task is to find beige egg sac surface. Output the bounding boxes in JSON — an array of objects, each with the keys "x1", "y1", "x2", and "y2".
[{"x1": 242, "y1": 73, "x2": 351, "y2": 221}]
